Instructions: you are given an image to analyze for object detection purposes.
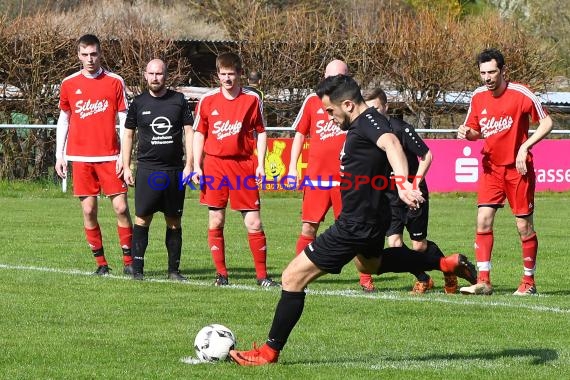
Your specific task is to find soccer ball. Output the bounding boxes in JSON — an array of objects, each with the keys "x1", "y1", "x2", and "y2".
[{"x1": 194, "y1": 324, "x2": 236, "y2": 362}]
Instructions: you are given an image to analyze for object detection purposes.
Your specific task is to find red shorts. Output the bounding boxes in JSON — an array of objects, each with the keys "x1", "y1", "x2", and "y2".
[
  {"x1": 72, "y1": 161, "x2": 127, "y2": 197},
  {"x1": 199, "y1": 155, "x2": 261, "y2": 211},
  {"x1": 477, "y1": 159, "x2": 535, "y2": 216},
  {"x1": 301, "y1": 186, "x2": 342, "y2": 223}
]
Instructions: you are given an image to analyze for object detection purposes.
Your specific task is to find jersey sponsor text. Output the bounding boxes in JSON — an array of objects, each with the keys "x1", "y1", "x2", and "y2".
[
  {"x1": 213, "y1": 120, "x2": 242, "y2": 140},
  {"x1": 75, "y1": 98, "x2": 110, "y2": 119}
]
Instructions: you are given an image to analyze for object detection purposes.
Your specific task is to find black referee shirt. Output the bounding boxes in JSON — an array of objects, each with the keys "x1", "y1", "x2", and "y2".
[{"x1": 125, "y1": 90, "x2": 193, "y2": 170}]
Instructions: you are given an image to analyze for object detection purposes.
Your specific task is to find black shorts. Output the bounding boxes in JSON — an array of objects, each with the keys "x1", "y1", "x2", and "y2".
[
  {"x1": 135, "y1": 167, "x2": 186, "y2": 218},
  {"x1": 386, "y1": 198, "x2": 429, "y2": 241},
  {"x1": 304, "y1": 218, "x2": 387, "y2": 274}
]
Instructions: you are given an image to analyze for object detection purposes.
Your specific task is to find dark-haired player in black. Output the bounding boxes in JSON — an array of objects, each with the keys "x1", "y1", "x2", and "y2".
[
  {"x1": 229, "y1": 74, "x2": 477, "y2": 366},
  {"x1": 363, "y1": 88, "x2": 458, "y2": 294},
  {"x1": 122, "y1": 59, "x2": 194, "y2": 281}
]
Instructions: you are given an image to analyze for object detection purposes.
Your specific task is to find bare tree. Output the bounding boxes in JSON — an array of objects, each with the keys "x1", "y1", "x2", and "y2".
[
  {"x1": 0, "y1": 14, "x2": 76, "y2": 179},
  {"x1": 0, "y1": 8, "x2": 190, "y2": 180}
]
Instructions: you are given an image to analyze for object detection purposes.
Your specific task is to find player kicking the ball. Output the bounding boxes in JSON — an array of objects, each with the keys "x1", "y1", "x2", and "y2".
[{"x1": 229, "y1": 75, "x2": 477, "y2": 366}]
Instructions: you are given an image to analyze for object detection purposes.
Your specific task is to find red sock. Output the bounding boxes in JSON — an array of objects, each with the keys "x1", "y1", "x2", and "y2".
[
  {"x1": 248, "y1": 231, "x2": 268, "y2": 279},
  {"x1": 85, "y1": 225, "x2": 106, "y2": 266},
  {"x1": 475, "y1": 231, "x2": 493, "y2": 283},
  {"x1": 117, "y1": 225, "x2": 133, "y2": 265},
  {"x1": 208, "y1": 228, "x2": 227, "y2": 277},
  {"x1": 521, "y1": 233, "x2": 538, "y2": 283},
  {"x1": 359, "y1": 273, "x2": 373, "y2": 285},
  {"x1": 295, "y1": 234, "x2": 314, "y2": 256}
]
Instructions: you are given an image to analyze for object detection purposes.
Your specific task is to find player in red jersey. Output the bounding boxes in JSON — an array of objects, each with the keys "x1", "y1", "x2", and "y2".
[
  {"x1": 54, "y1": 34, "x2": 133, "y2": 275},
  {"x1": 192, "y1": 52, "x2": 279, "y2": 287},
  {"x1": 457, "y1": 48, "x2": 553, "y2": 296},
  {"x1": 287, "y1": 61, "x2": 349, "y2": 257}
]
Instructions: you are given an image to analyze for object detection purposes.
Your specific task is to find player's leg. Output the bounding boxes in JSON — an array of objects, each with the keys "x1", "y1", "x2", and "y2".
[
  {"x1": 370, "y1": 245, "x2": 477, "y2": 286},
  {"x1": 461, "y1": 162, "x2": 505, "y2": 295},
  {"x1": 241, "y1": 209, "x2": 278, "y2": 286},
  {"x1": 229, "y1": 252, "x2": 325, "y2": 366},
  {"x1": 229, "y1": 157, "x2": 278, "y2": 286},
  {"x1": 98, "y1": 161, "x2": 133, "y2": 271},
  {"x1": 201, "y1": 155, "x2": 230, "y2": 285},
  {"x1": 406, "y1": 201, "x2": 437, "y2": 294},
  {"x1": 131, "y1": 214, "x2": 153, "y2": 279},
  {"x1": 230, "y1": 220, "x2": 355, "y2": 366},
  {"x1": 163, "y1": 169, "x2": 187, "y2": 281},
  {"x1": 110, "y1": 193, "x2": 134, "y2": 269},
  {"x1": 73, "y1": 162, "x2": 108, "y2": 274},
  {"x1": 164, "y1": 215, "x2": 186, "y2": 281},
  {"x1": 297, "y1": 222, "x2": 319, "y2": 255},
  {"x1": 79, "y1": 195, "x2": 108, "y2": 274},
  {"x1": 129, "y1": 167, "x2": 160, "y2": 279},
  {"x1": 513, "y1": 215, "x2": 537, "y2": 295},
  {"x1": 507, "y1": 164, "x2": 538, "y2": 296},
  {"x1": 208, "y1": 207, "x2": 228, "y2": 285}
]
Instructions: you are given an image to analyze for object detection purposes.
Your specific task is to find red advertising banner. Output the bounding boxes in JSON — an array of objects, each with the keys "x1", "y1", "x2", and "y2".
[{"x1": 262, "y1": 138, "x2": 570, "y2": 193}]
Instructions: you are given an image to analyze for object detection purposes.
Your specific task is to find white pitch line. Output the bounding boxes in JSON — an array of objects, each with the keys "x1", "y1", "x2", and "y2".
[{"x1": 1, "y1": 263, "x2": 568, "y2": 314}]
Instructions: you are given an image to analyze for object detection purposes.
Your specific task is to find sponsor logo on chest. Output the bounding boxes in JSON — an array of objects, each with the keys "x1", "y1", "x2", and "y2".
[
  {"x1": 480, "y1": 115, "x2": 513, "y2": 137},
  {"x1": 315, "y1": 119, "x2": 345, "y2": 140},
  {"x1": 213, "y1": 120, "x2": 242, "y2": 140},
  {"x1": 74, "y1": 98, "x2": 109, "y2": 119}
]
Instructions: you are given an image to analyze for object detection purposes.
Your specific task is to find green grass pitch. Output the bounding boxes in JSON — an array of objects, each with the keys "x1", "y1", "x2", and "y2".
[{"x1": 0, "y1": 181, "x2": 569, "y2": 379}]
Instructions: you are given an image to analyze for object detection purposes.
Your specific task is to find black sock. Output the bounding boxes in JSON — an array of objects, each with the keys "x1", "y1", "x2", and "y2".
[
  {"x1": 267, "y1": 290, "x2": 306, "y2": 351},
  {"x1": 122, "y1": 247, "x2": 132, "y2": 259},
  {"x1": 132, "y1": 225, "x2": 149, "y2": 274},
  {"x1": 415, "y1": 272, "x2": 431, "y2": 282},
  {"x1": 93, "y1": 248, "x2": 105, "y2": 261},
  {"x1": 378, "y1": 246, "x2": 441, "y2": 275},
  {"x1": 411, "y1": 241, "x2": 436, "y2": 281},
  {"x1": 166, "y1": 227, "x2": 182, "y2": 273},
  {"x1": 426, "y1": 240, "x2": 444, "y2": 257}
]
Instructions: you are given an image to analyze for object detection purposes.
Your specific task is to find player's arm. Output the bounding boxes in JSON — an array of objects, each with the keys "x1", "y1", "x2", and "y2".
[
  {"x1": 402, "y1": 125, "x2": 432, "y2": 185},
  {"x1": 377, "y1": 133, "x2": 423, "y2": 208},
  {"x1": 415, "y1": 149, "x2": 433, "y2": 186},
  {"x1": 183, "y1": 124, "x2": 194, "y2": 179},
  {"x1": 115, "y1": 111, "x2": 128, "y2": 176},
  {"x1": 255, "y1": 131, "x2": 267, "y2": 178},
  {"x1": 288, "y1": 132, "x2": 305, "y2": 183},
  {"x1": 122, "y1": 128, "x2": 135, "y2": 186},
  {"x1": 516, "y1": 115, "x2": 553, "y2": 175},
  {"x1": 55, "y1": 110, "x2": 70, "y2": 179}
]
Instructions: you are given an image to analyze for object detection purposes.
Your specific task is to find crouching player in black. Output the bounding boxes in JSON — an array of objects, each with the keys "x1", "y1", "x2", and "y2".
[
  {"x1": 229, "y1": 74, "x2": 477, "y2": 366},
  {"x1": 122, "y1": 59, "x2": 194, "y2": 281}
]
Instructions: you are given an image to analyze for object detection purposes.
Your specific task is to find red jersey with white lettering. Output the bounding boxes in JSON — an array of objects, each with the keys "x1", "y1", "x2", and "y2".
[
  {"x1": 193, "y1": 87, "x2": 265, "y2": 158},
  {"x1": 292, "y1": 93, "x2": 347, "y2": 181},
  {"x1": 59, "y1": 69, "x2": 128, "y2": 161},
  {"x1": 464, "y1": 82, "x2": 548, "y2": 166}
]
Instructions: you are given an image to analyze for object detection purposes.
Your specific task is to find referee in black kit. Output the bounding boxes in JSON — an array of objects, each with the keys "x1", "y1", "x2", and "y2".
[{"x1": 122, "y1": 58, "x2": 194, "y2": 281}]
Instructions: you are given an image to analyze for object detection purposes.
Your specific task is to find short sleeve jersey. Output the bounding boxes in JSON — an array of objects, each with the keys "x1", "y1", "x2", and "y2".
[
  {"x1": 125, "y1": 89, "x2": 193, "y2": 170},
  {"x1": 464, "y1": 82, "x2": 548, "y2": 166},
  {"x1": 59, "y1": 69, "x2": 128, "y2": 161},
  {"x1": 292, "y1": 93, "x2": 347, "y2": 181},
  {"x1": 193, "y1": 87, "x2": 265, "y2": 158},
  {"x1": 386, "y1": 117, "x2": 429, "y2": 205},
  {"x1": 339, "y1": 108, "x2": 393, "y2": 224}
]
